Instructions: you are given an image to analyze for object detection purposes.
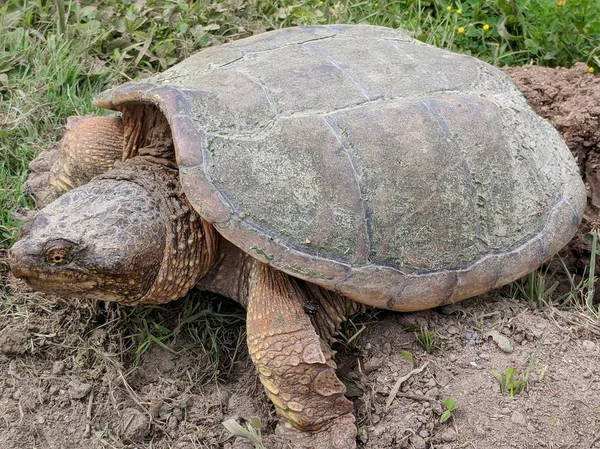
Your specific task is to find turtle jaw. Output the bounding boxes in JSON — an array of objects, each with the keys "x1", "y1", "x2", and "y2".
[
  {"x1": 9, "y1": 247, "x2": 95, "y2": 298},
  {"x1": 8, "y1": 241, "x2": 145, "y2": 303}
]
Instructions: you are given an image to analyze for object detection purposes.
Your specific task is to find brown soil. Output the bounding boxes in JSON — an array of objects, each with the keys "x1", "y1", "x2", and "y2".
[{"x1": 1, "y1": 65, "x2": 599, "y2": 449}]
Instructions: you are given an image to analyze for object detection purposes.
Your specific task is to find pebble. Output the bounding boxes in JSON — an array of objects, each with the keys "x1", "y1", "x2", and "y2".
[
  {"x1": 478, "y1": 352, "x2": 490, "y2": 360},
  {"x1": 371, "y1": 414, "x2": 381, "y2": 424},
  {"x1": 440, "y1": 428, "x2": 457, "y2": 442},
  {"x1": 409, "y1": 435, "x2": 427, "y2": 449},
  {"x1": 448, "y1": 354, "x2": 458, "y2": 363},
  {"x1": 68, "y1": 380, "x2": 92, "y2": 399},
  {"x1": 447, "y1": 326, "x2": 459, "y2": 335},
  {"x1": 426, "y1": 387, "x2": 440, "y2": 398},
  {"x1": 419, "y1": 429, "x2": 430, "y2": 438},
  {"x1": 52, "y1": 361, "x2": 65, "y2": 375},
  {"x1": 120, "y1": 408, "x2": 150, "y2": 440},
  {"x1": 511, "y1": 410, "x2": 527, "y2": 426},
  {"x1": 381, "y1": 342, "x2": 392, "y2": 355},
  {"x1": 582, "y1": 340, "x2": 597, "y2": 352}
]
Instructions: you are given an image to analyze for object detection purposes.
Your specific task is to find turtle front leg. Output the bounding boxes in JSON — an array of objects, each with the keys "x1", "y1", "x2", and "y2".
[
  {"x1": 247, "y1": 262, "x2": 357, "y2": 449},
  {"x1": 27, "y1": 116, "x2": 123, "y2": 206}
]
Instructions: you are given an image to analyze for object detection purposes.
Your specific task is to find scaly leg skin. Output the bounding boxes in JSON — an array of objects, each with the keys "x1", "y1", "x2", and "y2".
[
  {"x1": 247, "y1": 262, "x2": 357, "y2": 449},
  {"x1": 27, "y1": 116, "x2": 124, "y2": 206}
]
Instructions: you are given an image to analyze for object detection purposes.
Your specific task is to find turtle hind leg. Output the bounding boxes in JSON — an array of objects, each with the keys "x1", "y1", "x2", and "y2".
[
  {"x1": 246, "y1": 262, "x2": 357, "y2": 449},
  {"x1": 27, "y1": 115, "x2": 123, "y2": 206}
]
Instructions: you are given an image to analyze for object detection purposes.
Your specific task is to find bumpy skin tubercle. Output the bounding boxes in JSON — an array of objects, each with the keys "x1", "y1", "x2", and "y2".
[{"x1": 247, "y1": 262, "x2": 357, "y2": 449}]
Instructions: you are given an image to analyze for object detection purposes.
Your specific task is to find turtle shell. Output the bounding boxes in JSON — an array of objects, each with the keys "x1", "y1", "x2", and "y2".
[{"x1": 95, "y1": 25, "x2": 586, "y2": 312}]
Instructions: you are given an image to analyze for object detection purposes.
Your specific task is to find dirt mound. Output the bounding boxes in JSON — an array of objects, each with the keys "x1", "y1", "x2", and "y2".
[{"x1": 506, "y1": 64, "x2": 600, "y2": 281}]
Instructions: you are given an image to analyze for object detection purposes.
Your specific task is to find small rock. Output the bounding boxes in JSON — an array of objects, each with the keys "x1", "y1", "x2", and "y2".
[
  {"x1": 582, "y1": 340, "x2": 597, "y2": 352},
  {"x1": 52, "y1": 361, "x2": 65, "y2": 375},
  {"x1": 513, "y1": 333, "x2": 524, "y2": 343},
  {"x1": 409, "y1": 435, "x2": 427, "y2": 449},
  {"x1": 424, "y1": 379, "x2": 437, "y2": 388},
  {"x1": 426, "y1": 387, "x2": 440, "y2": 398},
  {"x1": 218, "y1": 389, "x2": 232, "y2": 405},
  {"x1": 500, "y1": 407, "x2": 511, "y2": 415},
  {"x1": 448, "y1": 354, "x2": 458, "y2": 363},
  {"x1": 167, "y1": 415, "x2": 179, "y2": 430},
  {"x1": 430, "y1": 401, "x2": 443, "y2": 414},
  {"x1": 447, "y1": 326, "x2": 459, "y2": 335},
  {"x1": 478, "y1": 352, "x2": 490, "y2": 360},
  {"x1": 474, "y1": 427, "x2": 486, "y2": 437},
  {"x1": 68, "y1": 380, "x2": 92, "y2": 399},
  {"x1": 511, "y1": 410, "x2": 527, "y2": 426},
  {"x1": 371, "y1": 414, "x2": 380, "y2": 424},
  {"x1": 364, "y1": 357, "x2": 384, "y2": 373},
  {"x1": 121, "y1": 408, "x2": 149, "y2": 440},
  {"x1": 419, "y1": 429, "x2": 430, "y2": 438},
  {"x1": 358, "y1": 427, "x2": 368, "y2": 443},
  {"x1": 439, "y1": 427, "x2": 457, "y2": 442},
  {"x1": 381, "y1": 342, "x2": 392, "y2": 355},
  {"x1": 527, "y1": 424, "x2": 536, "y2": 432}
]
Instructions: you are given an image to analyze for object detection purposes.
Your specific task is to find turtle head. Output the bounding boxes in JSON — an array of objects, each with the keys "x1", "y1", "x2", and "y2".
[{"x1": 9, "y1": 161, "x2": 217, "y2": 305}]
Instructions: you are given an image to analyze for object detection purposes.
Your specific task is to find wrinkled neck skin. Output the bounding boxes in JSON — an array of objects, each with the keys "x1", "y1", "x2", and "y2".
[
  {"x1": 196, "y1": 239, "x2": 254, "y2": 308},
  {"x1": 96, "y1": 157, "x2": 219, "y2": 305}
]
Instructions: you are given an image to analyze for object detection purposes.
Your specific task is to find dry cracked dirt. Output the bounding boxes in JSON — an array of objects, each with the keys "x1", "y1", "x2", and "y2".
[{"x1": 0, "y1": 64, "x2": 599, "y2": 449}]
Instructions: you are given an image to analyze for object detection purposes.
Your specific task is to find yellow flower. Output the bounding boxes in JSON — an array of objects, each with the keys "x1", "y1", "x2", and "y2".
[
  {"x1": 446, "y1": 5, "x2": 452, "y2": 10},
  {"x1": 458, "y1": 27, "x2": 465, "y2": 34},
  {"x1": 590, "y1": 67, "x2": 595, "y2": 73},
  {"x1": 456, "y1": 8, "x2": 462, "y2": 14},
  {"x1": 483, "y1": 23, "x2": 490, "y2": 31}
]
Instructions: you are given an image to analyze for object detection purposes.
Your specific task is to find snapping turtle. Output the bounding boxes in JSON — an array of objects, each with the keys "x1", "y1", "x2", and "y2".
[{"x1": 8, "y1": 25, "x2": 586, "y2": 447}]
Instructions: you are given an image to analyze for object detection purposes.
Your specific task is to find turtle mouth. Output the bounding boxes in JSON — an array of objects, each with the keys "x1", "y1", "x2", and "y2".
[{"x1": 8, "y1": 247, "x2": 99, "y2": 298}]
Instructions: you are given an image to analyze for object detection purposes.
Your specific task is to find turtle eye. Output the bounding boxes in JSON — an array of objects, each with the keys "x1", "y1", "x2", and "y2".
[{"x1": 46, "y1": 248, "x2": 71, "y2": 265}]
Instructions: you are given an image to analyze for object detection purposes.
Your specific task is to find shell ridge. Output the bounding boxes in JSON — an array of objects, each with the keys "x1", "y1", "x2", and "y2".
[
  {"x1": 420, "y1": 98, "x2": 483, "y2": 241},
  {"x1": 324, "y1": 117, "x2": 372, "y2": 263},
  {"x1": 229, "y1": 32, "x2": 338, "y2": 56},
  {"x1": 302, "y1": 42, "x2": 378, "y2": 102},
  {"x1": 228, "y1": 70, "x2": 282, "y2": 116}
]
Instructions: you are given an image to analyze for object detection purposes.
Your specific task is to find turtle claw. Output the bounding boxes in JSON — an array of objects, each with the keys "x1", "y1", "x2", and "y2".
[{"x1": 275, "y1": 414, "x2": 357, "y2": 449}]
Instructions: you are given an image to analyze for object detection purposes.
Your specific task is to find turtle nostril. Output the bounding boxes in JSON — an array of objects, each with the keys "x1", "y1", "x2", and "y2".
[{"x1": 7, "y1": 241, "x2": 35, "y2": 279}]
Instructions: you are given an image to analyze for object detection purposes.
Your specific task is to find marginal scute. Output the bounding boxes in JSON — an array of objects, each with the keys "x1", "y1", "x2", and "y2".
[{"x1": 98, "y1": 25, "x2": 586, "y2": 311}]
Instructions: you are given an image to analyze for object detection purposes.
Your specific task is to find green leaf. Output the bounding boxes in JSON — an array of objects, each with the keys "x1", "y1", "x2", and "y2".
[{"x1": 440, "y1": 410, "x2": 452, "y2": 423}]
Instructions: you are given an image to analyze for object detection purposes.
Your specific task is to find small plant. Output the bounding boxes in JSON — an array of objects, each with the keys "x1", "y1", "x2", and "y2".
[
  {"x1": 416, "y1": 326, "x2": 438, "y2": 354},
  {"x1": 491, "y1": 366, "x2": 527, "y2": 397},
  {"x1": 440, "y1": 397, "x2": 460, "y2": 423},
  {"x1": 222, "y1": 417, "x2": 265, "y2": 449}
]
